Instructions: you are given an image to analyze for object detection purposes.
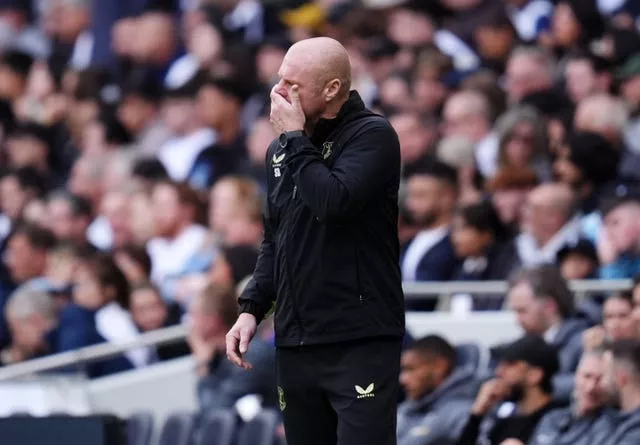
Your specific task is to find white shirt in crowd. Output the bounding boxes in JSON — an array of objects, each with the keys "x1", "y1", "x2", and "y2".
[
  {"x1": 401, "y1": 226, "x2": 449, "y2": 282},
  {"x1": 147, "y1": 224, "x2": 209, "y2": 286},
  {"x1": 159, "y1": 128, "x2": 217, "y2": 181},
  {"x1": 515, "y1": 216, "x2": 582, "y2": 267}
]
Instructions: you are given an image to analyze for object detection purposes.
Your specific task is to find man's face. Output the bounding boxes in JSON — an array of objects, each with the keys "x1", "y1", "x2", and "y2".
[
  {"x1": 405, "y1": 176, "x2": 450, "y2": 228},
  {"x1": 575, "y1": 354, "x2": 606, "y2": 416},
  {"x1": 565, "y1": 59, "x2": 597, "y2": 104},
  {"x1": 495, "y1": 360, "x2": 528, "y2": 402},
  {"x1": 189, "y1": 299, "x2": 220, "y2": 341},
  {"x1": 130, "y1": 288, "x2": 167, "y2": 332},
  {"x1": 151, "y1": 184, "x2": 182, "y2": 238},
  {"x1": 118, "y1": 96, "x2": 156, "y2": 134},
  {"x1": 521, "y1": 188, "x2": 564, "y2": 243},
  {"x1": 0, "y1": 175, "x2": 31, "y2": 220},
  {"x1": 492, "y1": 188, "x2": 529, "y2": 227},
  {"x1": 602, "y1": 351, "x2": 621, "y2": 407},
  {"x1": 399, "y1": 350, "x2": 445, "y2": 401},
  {"x1": 274, "y1": 53, "x2": 326, "y2": 122},
  {"x1": 7, "y1": 313, "x2": 49, "y2": 353},
  {"x1": 390, "y1": 114, "x2": 434, "y2": 164},
  {"x1": 101, "y1": 192, "x2": 133, "y2": 248},
  {"x1": 161, "y1": 98, "x2": 196, "y2": 135},
  {"x1": 560, "y1": 254, "x2": 595, "y2": 280},
  {"x1": 5, "y1": 233, "x2": 46, "y2": 284},
  {"x1": 506, "y1": 55, "x2": 550, "y2": 104},
  {"x1": 6, "y1": 135, "x2": 48, "y2": 170},
  {"x1": 46, "y1": 198, "x2": 76, "y2": 241},
  {"x1": 604, "y1": 204, "x2": 640, "y2": 254},
  {"x1": 604, "y1": 297, "x2": 636, "y2": 341},
  {"x1": 507, "y1": 282, "x2": 548, "y2": 335}
]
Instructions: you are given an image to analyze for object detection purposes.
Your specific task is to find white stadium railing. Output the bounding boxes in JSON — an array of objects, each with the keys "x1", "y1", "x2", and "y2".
[{"x1": 0, "y1": 279, "x2": 630, "y2": 381}]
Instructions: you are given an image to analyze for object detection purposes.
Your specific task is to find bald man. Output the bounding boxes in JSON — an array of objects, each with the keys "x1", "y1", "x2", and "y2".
[
  {"x1": 226, "y1": 37, "x2": 405, "y2": 445},
  {"x1": 516, "y1": 183, "x2": 581, "y2": 266}
]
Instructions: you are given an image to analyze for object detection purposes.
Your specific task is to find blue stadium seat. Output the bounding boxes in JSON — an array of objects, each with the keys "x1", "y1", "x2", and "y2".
[
  {"x1": 157, "y1": 412, "x2": 195, "y2": 445},
  {"x1": 236, "y1": 409, "x2": 279, "y2": 445},
  {"x1": 127, "y1": 412, "x2": 154, "y2": 445},
  {"x1": 456, "y1": 343, "x2": 481, "y2": 372},
  {"x1": 195, "y1": 410, "x2": 237, "y2": 445}
]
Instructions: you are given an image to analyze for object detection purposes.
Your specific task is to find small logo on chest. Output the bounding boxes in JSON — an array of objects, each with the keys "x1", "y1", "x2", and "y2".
[
  {"x1": 272, "y1": 152, "x2": 285, "y2": 177},
  {"x1": 322, "y1": 141, "x2": 333, "y2": 160}
]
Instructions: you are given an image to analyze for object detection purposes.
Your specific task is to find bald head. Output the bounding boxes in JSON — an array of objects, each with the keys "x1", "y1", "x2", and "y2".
[
  {"x1": 276, "y1": 38, "x2": 352, "y2": 122},
  {"x1": 530, "y1": 183, "x2": 575, "y2": 211},
  {"x1": 442, "y1": 90, "x2": 491, "y2": 141},
  {"x1": 574, "y1": 94, "x2": 629, "y2": 145},
  {"x1": 525, "y1": 182, "x2": 576, "y2": 245}
]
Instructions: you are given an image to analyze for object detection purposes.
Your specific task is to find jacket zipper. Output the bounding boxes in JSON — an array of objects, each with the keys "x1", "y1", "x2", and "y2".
[{"x1": 284, "y1": 185, "x2": 305, "y2": 345}]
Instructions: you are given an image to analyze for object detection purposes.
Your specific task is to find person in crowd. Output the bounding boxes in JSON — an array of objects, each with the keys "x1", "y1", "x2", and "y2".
[
  {"x1": 244, "y1": 115, "x2": 276, "y2": 188},
  {"x1": 129, "y1": 282, "x2": 190, "y2": 361},
  {"x1": 494, "y1": 106, "x2": 552, "y2": 182},
  {"x1": 390, "y1": 111, "x2": 438, "y2": 173},
  {"x1": 113, "y1": 244, "x2": 153, "y2": 286},
  {"x1": 514, "y1": 182, "x2": 581, "y2": 267},
  {"x1": 506, "y1": 265, "x2": 587, "y2": 374},
  {"x1": 189, "y1": 283, "x2": 276, "y2": 411},
  {"x1": 564, "y1": 50, "x2": 612, "y2": 105},
  {"x1": 502, "y1": 0, "x2": 553, "y2": 44},
  {"x1": 450, "y1": 200, "x2": 516, "y2": 310},
  {"x1": 72, "y1": 251, "x2": 152, "y2": 369},
  {"x1": 401, "y1": 158, "x2": 458, "y2": 304},
  {"x1": 0, "y1": 167, "x2": 47, "y2": 244},
  {"x1": 584, "y1": 292, "x2": 637, "y2": 351},
  {"x1": 617, "y1": 54, "x2": 640, "y2": 154},
  {"x1": 486, "y1": 167, "x2": 539, "y2": 236},
  {"x1": 505, "y1": 46, "x2": 556, "y2": 106},
  {"x1": 556, "y1": 239, "x2": 600, "y2": 280},
  {"x1": 441, "y1": 89, "x2": 497, "y2": 178},
  {"x1": 1, "y1": 285, "x2": 132, "y2": 377},
  {"x1": 525, "y1": 348, "x2": 615, "y2": 445},
  {"x1": 601, "y1": 340, "x2": 640, "y2": 445},
  {"x1": 397, "y1": 335, "x2": 478, "y2": 445},
  {"x1": 456, "y1": 335, "x2": 560, "y2": 445},
  {"x1": 209, "y1": 245, "x2": 259, "y2": 289},
  {"x1": 45, "y1": 190, "x2": 93, "y2": 248},
  {"x1": 0, "y1": 49, "x2": 33, "y2": 103},
  {"x1": 147, "y1": 180, "x2": 208, "y2": 300},
  {"x1": 597, "y1": 184, "x2": 640, "y2": 279}
]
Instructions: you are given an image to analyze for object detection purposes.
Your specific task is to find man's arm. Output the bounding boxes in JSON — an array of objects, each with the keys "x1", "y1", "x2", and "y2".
[{"x1": 285, "y1": 122, "x2": 400, "y2": 221}]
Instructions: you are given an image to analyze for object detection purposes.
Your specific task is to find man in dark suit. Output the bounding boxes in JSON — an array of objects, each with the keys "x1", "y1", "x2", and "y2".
[{"x1": 401, "y1": 158, "x2": 459, "y2": 310}]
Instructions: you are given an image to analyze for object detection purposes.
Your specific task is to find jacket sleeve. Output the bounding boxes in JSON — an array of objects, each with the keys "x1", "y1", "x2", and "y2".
[
  {"x1": 285, "y1": 121, "x2": 400, "y2": 221},
  {"x1": 238, "y1": 148, "x2": 278, "y2": 322},
  {"x1": 454, "y1": 414, "x2": 483, "y2": 445}
]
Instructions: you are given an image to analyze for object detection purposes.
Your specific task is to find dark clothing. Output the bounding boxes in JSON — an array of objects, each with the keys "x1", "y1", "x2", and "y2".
[
  {"x1": 0, "y1": 262, "x2": 15, "y2": 350},
  {"x1": 528, "y1": 407, "x2": 616, "y2": 445},
  {"x1": 197, "y1": 337, "x2": 276, "y2": 412},
  {"x1": 239, "y1": 91, "x2": 405, "y2": 347},
  {"x1": 456, "y1": 401, "x2": 558, "y2": 445},
  {"x1": 277, "y1": 337, "x2": 401, "y2": 445},
  {"x1": 187, "y1": 133, "x2": 247, "y2": 191},
  {"x1": 47, "y1": 304, "x2": 133, "y2": 378},
  {"x1": 155, "y1": 303, "x2": 190, "y2": 361},
  {"x1": 397, "y1": 366, "x2": 478, "y2": 445}
]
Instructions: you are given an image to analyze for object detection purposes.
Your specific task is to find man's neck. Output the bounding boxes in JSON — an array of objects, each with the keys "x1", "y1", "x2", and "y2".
[
  {"x1": 518, "y1": 388, "x2": 552, "y2": 415},
  {"x1": 620, "y1": 386, "x2": 640, "y2": 413}
]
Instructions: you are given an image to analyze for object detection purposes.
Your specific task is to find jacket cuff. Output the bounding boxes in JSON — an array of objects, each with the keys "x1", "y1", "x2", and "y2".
[{"x1": 239, "y1": 300, "x2": 266, "y2": 322}]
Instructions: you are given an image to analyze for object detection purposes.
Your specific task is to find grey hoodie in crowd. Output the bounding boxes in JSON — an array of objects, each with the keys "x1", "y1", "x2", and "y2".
[
  {"x1": 602, "y1": 408, "x2": 640, "y2": 445},
  {"x1": 527, "y1": 407, "x2": 616, "y2": 445},
  {"x1": 397, "y1": 365, "x2": 479, "y2": 445}
]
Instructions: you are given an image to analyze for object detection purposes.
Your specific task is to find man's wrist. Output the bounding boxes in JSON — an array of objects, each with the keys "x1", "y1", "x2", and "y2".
[{"x1": 239, "y1": 301, "x2": 264, "y2": 322}]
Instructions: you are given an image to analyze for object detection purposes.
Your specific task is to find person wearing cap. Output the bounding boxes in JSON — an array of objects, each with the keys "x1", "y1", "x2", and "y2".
[
  {"x1": 556, "y1": 239, "x2": 600, "y2": 280},
  {"x1": 597, "y1": 183, "x2": 640, "y2": 279},
  {"x1": 455, "y1": 335, "x2": 560, "y2": 445},
  {"x1": 226, "y1": 37, "x2": 404, "y2": 445},
  {"x1": 525, "y1": 348, "x2": 615, "y2": 445},
  {"x1": 601, "y1": 340, "x2": 640, "y2": 445}
]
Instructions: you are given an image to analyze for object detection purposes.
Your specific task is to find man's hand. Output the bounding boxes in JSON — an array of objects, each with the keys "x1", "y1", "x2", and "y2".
[
  {"x1": 583, "y1": 325, "x2": 607, "y2": 351},
  {"x1": 270, "y1": 85, "x2": 305, "y2": 135},
  {"x1": 471, "y1": 378, "x2": 510, "y2": 416},
  {"x1": 226, "y1": 313, "x2": 257, "y2": 370}
]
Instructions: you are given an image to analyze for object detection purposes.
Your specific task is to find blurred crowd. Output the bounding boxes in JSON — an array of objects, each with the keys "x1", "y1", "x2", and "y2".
[{"x1": 0, "y1": 0, "x2": 640, "y2": 440}]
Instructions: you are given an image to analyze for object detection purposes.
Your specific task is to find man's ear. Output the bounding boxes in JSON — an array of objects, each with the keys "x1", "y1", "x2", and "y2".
[{"x1": 324, "y1": 78, "x2": 341, "y2": 102}]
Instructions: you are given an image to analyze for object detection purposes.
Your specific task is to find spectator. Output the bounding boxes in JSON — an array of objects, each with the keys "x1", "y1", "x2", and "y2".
[
  {"x1": 451, "y1": 200, "x2": 517, "y2": 310},
  {"x1": 81, "y1": 109, "x2": 133, "y2": 155},
  {"x1": 397, "y1": 335, "x2": 477, "y2": 445},
  {"x1": 441, "y1": 90, "x2": 496, "y2": 178},
  {"x1": 401, "y1": 159, "x2": 458, "y2": 293},
  {"x1": 0, "y1": 167, "x2": 47, "y2": 243},
  {"x1": 527, "y1": 348, "x2": 615, "y2": 445},
  {"x1": 4, "y1": 122, "x2": 54, "y2": 175},
  {"x1": 503, "y1": 0, "x2": 554, "y2": 44},
  {"x1": 597, "y1": 185, "x2": 640, "y2": 279},
  {"x1": 436, "y1": 136, "x2": 480, "y2": 205},
  {"x1": 391, "y1": 111, "x2": 438, "y2": 173},
  {"x1": 506, "y1": 265, "x2": 587, "y2": 374},
  {"x1": 617, "y1": 54, "x2": 640, "y2": 153},
  {"x1": 486, "y1": 167, "x2": 539, "y2": 236},
  {"x1": 158, "y1": 71, "x2": 215, "y2": 183},
  {"x1": 515, "y1": 183, "x2": 580, "y2": 267},
  {"x1": 147, "y1": 181, "x2": 208, "y2": 297},
  {"x1": 45, "y1": 190, "x2": 93, "y2": 247},
  {"x1": 564, "y1": 50, "x2": 612, "y2": 105},
  {"x1": 129, "y1": 282, "x2": 190, "y2": 361},
  {"x1": 505, "y1": 46, "x2": 555, "y2": 105},
  {"x1": 73, "y1": 251, "x2": 152, "y2": 368},
  {"x1": 556, "y1": 239, "x2": 600, "y2": 280},
  {"x1": 601, "y1": 340, "x2": 640, "y2": 445},
  {"x1": 189, "y1": 283, "x2": 276, "y2": 412},
  {"x1": 0, "y1": 49, "x2": 33, "y2": 102},
  {"x1": 209, "y1": 245, "x2": 259, "y2": 289},
  {"x1": 244, "y1": 115, "x2": 276, "y2": 188},
  {"x1": 113, "y1": 244, "x2": 152, "y2": 286},
  {"x1": 584, "y1": 292, "x2": 637, "y2": 351},
  {"x1": 456, "y1": 335, "x2": 560, "y2": 445},
  {"x1": 1, "y1": 285, "x2": 132, "y2": 377},
  {"x1": 190, "y1": 75, "x2": 249, "y2": 191}
]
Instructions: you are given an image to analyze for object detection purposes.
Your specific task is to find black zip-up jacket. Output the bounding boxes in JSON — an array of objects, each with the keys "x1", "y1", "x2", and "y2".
[{"x1": 239, "y1": 91, "x2": 405, "y2": 347}]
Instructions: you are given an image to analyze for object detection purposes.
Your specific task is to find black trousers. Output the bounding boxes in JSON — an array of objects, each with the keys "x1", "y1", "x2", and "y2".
[{"x1": 276, "y1": 337, "x2": 402, "y2": 445}]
